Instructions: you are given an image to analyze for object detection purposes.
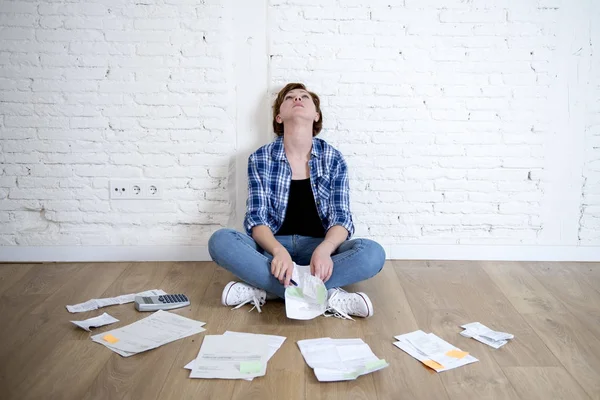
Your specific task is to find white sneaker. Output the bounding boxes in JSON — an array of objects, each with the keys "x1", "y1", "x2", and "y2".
[
  {"x1": 221, "y1": 281, "x2": 267, "y2": 313},
  {"x1": 325, "y1": 288, "x2": 373, "y2": 320}
]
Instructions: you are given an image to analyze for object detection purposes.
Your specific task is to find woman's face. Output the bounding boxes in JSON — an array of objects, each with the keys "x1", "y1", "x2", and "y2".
[{"x1": 276, "y1": 89, "x2": 319, "y2": 125}]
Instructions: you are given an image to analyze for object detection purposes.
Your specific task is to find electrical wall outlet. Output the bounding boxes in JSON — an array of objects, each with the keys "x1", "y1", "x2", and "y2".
[{"x1": 110, "y1": 180, "x2": 163, "y2": 200}]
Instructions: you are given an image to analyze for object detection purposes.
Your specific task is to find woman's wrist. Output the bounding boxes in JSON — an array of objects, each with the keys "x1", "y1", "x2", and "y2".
[
  {"x1": 318, "y1": 239, "x2": 337, "y2": 254},
  {"x1": 272, "y1": 245, "x2": 287, "y2": 256}
]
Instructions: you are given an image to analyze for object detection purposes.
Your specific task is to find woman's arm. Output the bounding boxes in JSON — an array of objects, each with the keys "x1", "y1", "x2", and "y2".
[{"x1": 251, "y1": 225, "x2": 286, "y2": 256}]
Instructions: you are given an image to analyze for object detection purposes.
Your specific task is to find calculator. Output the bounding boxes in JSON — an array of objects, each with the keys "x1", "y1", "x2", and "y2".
[{"x1": 134, "y1": 293, "x2": 190, "y2": 312}]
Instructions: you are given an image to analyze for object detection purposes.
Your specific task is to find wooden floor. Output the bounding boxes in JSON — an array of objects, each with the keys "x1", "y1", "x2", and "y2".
[{"x1": 1, "y1": 261, "x2": 599, "y2": 400}]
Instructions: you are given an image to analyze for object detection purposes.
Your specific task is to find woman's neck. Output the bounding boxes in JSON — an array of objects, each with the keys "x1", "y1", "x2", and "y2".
[{"x1": 283, "y1": 123, "x2": 313, "y2": 160}]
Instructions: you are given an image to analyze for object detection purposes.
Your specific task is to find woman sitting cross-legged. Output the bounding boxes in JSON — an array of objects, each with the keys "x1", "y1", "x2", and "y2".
[{"x1": 208, "y1": 83, "x2": 385, "y2": 319}]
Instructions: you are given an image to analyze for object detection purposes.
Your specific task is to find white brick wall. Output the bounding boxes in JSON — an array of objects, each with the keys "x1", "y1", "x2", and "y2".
[
  {"x1": 1, "y1": 0, "x2": 235, "y2": 246},
  {"x1": 0, "y1": 0, "x2": 599, "y2": 256},
  {"x1": 580, "y1": 2, "x2": 600, "y2": 245}
]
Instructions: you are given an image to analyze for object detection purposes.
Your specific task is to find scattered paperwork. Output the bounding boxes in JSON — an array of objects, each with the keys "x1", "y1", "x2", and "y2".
[
  {"x1": 71, "y1": 312, "x2": 119, "y2": 332},
  {"x1": 460, "y1": 322, "x2": 514, "y2": 349},
  {"x1": 187, "y1": 332, "x2": 286, "y2": 380},
  {"x1": 394, "y1": 330, "x2": 478, "y2": 372},
  {"x1": 285, "y1": 264, "x2": 327, "y2": 320},
  {"x1": 66, "y1": 289, "x2": 167, "y2": 313},
  {"x1": 185, "y1": 331, "x2": 286, "y2": 380},
  {"x1": 297, "y1": 338, "x2": 388, "y2": 382},
  {"x1": 91, "y1": 310, "x2": 205, "y2": 357}
]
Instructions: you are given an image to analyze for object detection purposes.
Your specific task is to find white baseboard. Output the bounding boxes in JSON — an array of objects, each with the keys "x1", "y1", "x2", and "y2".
[
  {"x1": 385, "y1": 245, "x2": 600, "y2": 262},
  {"x1": 1, "y1": 245, "x2": 599, "y2": 262},
  {"x1": 0, "y1": 246, "x2": 211, "y2": 262}
]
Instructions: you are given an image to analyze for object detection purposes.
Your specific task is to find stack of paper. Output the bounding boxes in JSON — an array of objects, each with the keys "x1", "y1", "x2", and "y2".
[
  {"x1": 297, "y1": 338, "x2": 388, "y2": 382},
  {"x1": 91, "y1": 310, "x2": 206, "y2": 357},
  {"x1": 66, "y1": 289, "x2": 167, "y2": 313},
  {"x1": 394, "y1": 330, "x2": 478, "y2": 372},
  {"x1": 285, "y1": 264, "x2": 328, "y2": 320},
  {"x1": 186, "y1": 332, "x2": 286, "y2": 380},
  {"x1": 460, "y1": 322, "x2": 514, "y2": 349}
]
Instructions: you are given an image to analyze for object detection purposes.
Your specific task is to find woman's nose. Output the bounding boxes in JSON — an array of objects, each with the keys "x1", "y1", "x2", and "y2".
[{"x1": 294, "y1": 96, "x2": 302, "y2": 101}]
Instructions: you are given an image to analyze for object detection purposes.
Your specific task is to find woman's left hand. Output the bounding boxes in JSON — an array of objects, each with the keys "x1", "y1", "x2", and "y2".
[{"x1": 310, "y1": 246, "x2": 334, "y2": 283}]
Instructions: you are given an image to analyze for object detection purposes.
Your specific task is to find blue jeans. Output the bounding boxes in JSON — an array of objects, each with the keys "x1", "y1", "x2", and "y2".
[{"x1": 208, "y1": 228, "x2": 386, "y2": 299}]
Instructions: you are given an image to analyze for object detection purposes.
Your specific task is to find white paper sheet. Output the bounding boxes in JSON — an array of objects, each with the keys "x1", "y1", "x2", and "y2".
[
  {"x1": 91, "y1": 310, "x2": 205, "y2": 357},
  {"x1": 71, "y1": 312, "x2": 119, "y2": 332},
  {"x1": 285, "y1": 265, "x2": 327, "y2": 320},
  {"x1": 393, "y1": 330, "x2": 478, "y2": 372},
  {"x1": 184, "y1": 331, "x2": 286, "y2": 373},
  {"x1": 460, "y1": 322, "x2": 514, "y2": 349},
  {"x1": 190, "y1": 335, "x2": 269, "y2": 379},
  {"x1": 66, "y1": 289, "x2": 167, "y2": 313},
  {"x1": 297, "y1": 337, "x2": 388, "y2": 382}
]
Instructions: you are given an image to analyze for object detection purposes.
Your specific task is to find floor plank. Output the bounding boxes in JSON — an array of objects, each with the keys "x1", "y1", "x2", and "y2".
[
  {"x1": 523, "y1": 311, "x2": 600, "y2": 400},
  {"x1": 504, "y1": 367, "x2": 590, "y2": 400},
  {"x1": 12, "y1": 340, "x2": 112, "y2": 400},
  {"x1": 524, "y1": 262, "x2": 600, "y2": 341},
  {"x1": 0, "y1": 263, "x2": 34, "y2": 296},
  {"x1": 32, "y1": 262, "x2": 127, "y2": 316},
  {"x1": 482, "y1": 261, "x2": 569, "y2": 315},
  {"x1": 4, "y1": 263, "x2": 79, "y2": 296}
]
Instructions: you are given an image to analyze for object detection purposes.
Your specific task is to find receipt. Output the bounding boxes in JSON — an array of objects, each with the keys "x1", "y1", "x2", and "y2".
[
  {"x1": 71, "y1": 312, "x2": 119, "y2": 332},
  {"x1": 66, "y1": 289, "x2": 167, "y2": 313}
]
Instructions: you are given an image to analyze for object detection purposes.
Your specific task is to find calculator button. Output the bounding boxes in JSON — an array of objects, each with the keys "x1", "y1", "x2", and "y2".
[{"x1": 158, "y1": 296, "x2": 165, "y2": 302}]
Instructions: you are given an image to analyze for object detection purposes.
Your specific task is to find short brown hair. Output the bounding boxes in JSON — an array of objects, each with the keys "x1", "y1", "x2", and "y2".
[{"x1": 272, "y1": 83, "x2": 323, "y2": 137}]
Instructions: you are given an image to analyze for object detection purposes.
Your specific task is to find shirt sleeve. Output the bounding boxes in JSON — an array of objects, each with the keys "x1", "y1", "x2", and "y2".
[
  {"x1": 326, "y1": 155, "x2": 355, "y2": 239},
  {"x1": 244, "y1": 153, "x2": 269, "y2": 235}
]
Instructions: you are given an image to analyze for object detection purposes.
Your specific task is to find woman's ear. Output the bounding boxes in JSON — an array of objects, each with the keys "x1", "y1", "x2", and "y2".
[
  {"x1": 276, "y1": 115, "x2": 282, "y2": 123},
  {"x1": 315, "y1": 114, "x2": 320, "y2": 122}
]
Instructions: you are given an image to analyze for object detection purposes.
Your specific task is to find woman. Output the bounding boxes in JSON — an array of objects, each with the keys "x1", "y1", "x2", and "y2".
[{"x1": 208, "y1": 83, "x2": 385, "y2": 319}]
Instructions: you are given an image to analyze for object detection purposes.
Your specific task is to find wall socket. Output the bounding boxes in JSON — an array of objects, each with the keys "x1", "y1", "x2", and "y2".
[{"x1": 110, "y1": 180, "x2": 162, "y2": 200}]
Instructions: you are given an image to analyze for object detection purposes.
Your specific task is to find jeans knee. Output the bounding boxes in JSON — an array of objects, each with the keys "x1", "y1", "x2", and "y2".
[
  {"x1": 208, "y1": 228, "x2": 236, "y2": 262},
  {"x1": 364, "y1": 239, "x2": 386, "y2": 276}
]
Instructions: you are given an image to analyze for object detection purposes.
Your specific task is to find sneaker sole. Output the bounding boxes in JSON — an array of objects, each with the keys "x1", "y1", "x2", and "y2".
[
  {"x1": 221, "y1": 281, "x2": 238, "y2": 306},
  {"x1": 356, "y1": 292, "x2": 374, "y2": 318}
]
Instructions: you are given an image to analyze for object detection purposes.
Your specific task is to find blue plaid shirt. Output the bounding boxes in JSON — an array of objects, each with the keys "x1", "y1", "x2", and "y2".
[{"x1": 244, "y1": 136, "x2": 355, "y2": 238}]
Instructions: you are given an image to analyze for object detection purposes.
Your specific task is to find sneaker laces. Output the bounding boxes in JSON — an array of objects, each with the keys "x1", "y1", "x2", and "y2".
[
  {"x1": 324, "y1": 288, "x2": 355, "y2": 321},
  {"x1": 230, "y1": 285, "x2": 266, "y2": 313}
]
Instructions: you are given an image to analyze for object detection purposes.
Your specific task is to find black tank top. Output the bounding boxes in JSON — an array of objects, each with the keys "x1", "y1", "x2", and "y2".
[{"x1": 276, "y1": 178, "x2": 325, "y2": 238}]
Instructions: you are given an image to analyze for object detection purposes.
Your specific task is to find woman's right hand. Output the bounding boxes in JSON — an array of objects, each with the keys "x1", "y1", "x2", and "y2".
[{"x1": 271, "y1": 247, "x2": 295, "y2": 287}]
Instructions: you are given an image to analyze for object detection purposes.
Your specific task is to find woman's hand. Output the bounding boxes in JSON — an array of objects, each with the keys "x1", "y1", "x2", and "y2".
[
  {"x1": 310, "y1": 245, "x2": 334, "y2": 282},
  {"x1": 271, "y1": 247, "x2": 295, "y2": 287}
]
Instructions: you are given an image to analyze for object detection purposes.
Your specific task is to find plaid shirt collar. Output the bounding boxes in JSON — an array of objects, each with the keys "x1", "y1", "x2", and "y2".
[{"x1": 271, "y1": 135, "x2": 322, "y2": 161}]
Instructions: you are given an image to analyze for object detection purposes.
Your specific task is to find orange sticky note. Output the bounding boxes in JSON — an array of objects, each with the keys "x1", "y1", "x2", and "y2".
[
  {"x1": 446, "y1": 349, "x2": 469, "y2": 359},
  {"x1": 422, "y1": 359, "x2": 444, "y2": 370},
  {"x1": 103, "y1": 334, "x2": 119, "y2": 344}
]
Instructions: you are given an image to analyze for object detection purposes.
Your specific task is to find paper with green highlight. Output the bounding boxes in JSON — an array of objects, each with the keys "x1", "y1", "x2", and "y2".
[
  {"x1": 297, "y1": 338, "x2": 389, "y2": 382},
  {"x1": 285, "y1": 264, "x2": 328, "y2": 320}
]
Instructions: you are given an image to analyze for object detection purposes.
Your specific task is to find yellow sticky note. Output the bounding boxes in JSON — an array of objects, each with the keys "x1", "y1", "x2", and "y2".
[
  {"x1": 103, "y1": 334, "x2": 119, "y2": 344},
  {"x1": 423, "y1": 359, "x2": 444, "y2": 370},
  {"x1": 445, "y1": 349, "x2": 469, "y2": 359}
]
